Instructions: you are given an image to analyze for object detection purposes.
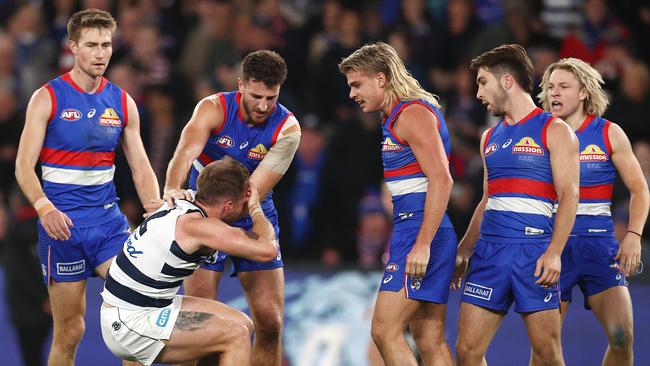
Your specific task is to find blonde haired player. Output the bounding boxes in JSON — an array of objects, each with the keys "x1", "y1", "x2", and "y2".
[{"x1": 539, "y1": 57, "x2": 649, "y2": 366}]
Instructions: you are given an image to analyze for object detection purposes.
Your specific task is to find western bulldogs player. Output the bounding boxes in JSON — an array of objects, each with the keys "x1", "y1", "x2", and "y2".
[
  {"x1": 15, "y1": 9, "x2": 159, "y2": 366},
  {"x1": 452, "y1": 44, "x2": 579, "y2": 366},
  {"x1": 163, "y1": 50, "x2": 300, "y2": 366},
  {"x1": 339, "y1": 42, "x2": 457, "y2": 366},
  {"x1": 538, "y1": 58, "x2": 649, "y2": 366},
  {"x1": 101, "y1": 158, "x2": 278, "y2": 366}
]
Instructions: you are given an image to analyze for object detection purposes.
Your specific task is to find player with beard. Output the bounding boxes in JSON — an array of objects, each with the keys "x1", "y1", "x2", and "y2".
[
  {"x1": 538, "y1": 58, "x2": 649, "y2": 366},
  {"x1": 163, "y1": 50, "x2": 300, "y2": 366},
  {"x1": 451, "y1": 44, "x2": 579, "y2": 366},
  {"x1": 15, "y1": 9, "x2": 160, "y2": 366}
]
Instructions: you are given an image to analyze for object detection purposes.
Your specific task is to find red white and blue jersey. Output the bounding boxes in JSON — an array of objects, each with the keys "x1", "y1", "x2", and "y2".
[
  {"x1": 41, "y1": 73, "x2": 127, "y2": 226},
  {"x1": 188, "y1": 91, "x2": 294, "y2": 219},
  {"x1": 481, "y1": 108, "x2": 556, "y2": 243},
  {"x1": 571, "y1": 115, "x2": 615, "y2": 236},
  {"x1": 381, "y1": 99, "x2": 454, "y2": 229}
]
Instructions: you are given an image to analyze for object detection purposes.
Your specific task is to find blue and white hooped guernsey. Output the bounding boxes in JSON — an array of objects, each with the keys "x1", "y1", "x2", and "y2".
[
  {"x1": 41, "y1": 73, "x2": 126, "y2": 226},
  {"x1": 570, "y1": 115, "x2": 616, "y2": 236},
  {"x1": 481, "y1": 107, "x2": 557, "y2": 243},
  {"x1": 188, "y1": 91, "x2": 294, "y2": 224},
  {"x1": 381, "y1": 99, "x2": 454, "y2": 229}
]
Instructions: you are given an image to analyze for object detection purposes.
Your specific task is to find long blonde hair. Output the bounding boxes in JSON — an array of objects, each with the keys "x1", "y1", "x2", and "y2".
[
  {"x1": 538, "y1": 58, "x2": 609, "y2": 117},
  {"x1": 339, "y1": 42, "x2": 440, "y2": 110}
]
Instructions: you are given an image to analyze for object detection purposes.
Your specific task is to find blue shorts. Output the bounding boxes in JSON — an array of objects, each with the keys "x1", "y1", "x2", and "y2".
[
  {"x1": 38, "y1": 211, "x2": 130, "y2": 285},
  {"x1": 201, "y1": 210, "x2": 283, "y2": 276},
  {"x1": 461, "y1": 240, "x2": 560, "y2": 313},
  {"x1": 379, "y1": 227, "x2": 457, "y2": 303},
  {"x1": 560, "y1": 235, "x2": 626, "y2": 309}
]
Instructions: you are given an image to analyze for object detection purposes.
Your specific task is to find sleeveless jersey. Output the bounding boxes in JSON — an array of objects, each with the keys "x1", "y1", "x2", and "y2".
[
  {"x1": 41, "y1": 73, "x2": 126, "y2": 226},
  {"x1": 102, "y1": 200, "x2": 217, "y2": 309},
  {"x1": 481, "y1": 108, "x2": 556, "y2": 243},
  {"x1": 572, "y1": 115, "x2": 615, "y2": 236},
  {"x1": 381, "y1": 99, "x2": 454, "y2": 229},
  {"x1": 188, "y1": 91, "x2": 294, "y2": 225}
]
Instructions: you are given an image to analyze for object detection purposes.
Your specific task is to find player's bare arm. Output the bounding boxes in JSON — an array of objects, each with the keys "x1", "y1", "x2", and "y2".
[
  {"x1": 536, "y1": 118, "x2": 579, "y2": 286},
  {"x1": 395, "y1": 104, "x2": 453, "y2": 278},
  {"x1": 15, "y1": 87, "x2": 73, "y2": 241},
  {"x1": 163, "y1": 96, "x2": 225, "y2": 205},
  {"x1": 121, "y1": 92, "x2": 160, "y2": 212},
  {"x1": 451, "y1": 129, "x2": 490, "y2": 289},
  {"x1": 609, "y1": 123, "x2": 650, "y2": 276},
  {"x1": 250, "y1": 115, "x2": 301, "y2": 198}
]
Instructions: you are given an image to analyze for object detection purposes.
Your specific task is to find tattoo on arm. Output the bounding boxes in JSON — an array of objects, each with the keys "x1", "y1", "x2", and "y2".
[{"x1": 174, "y1": 311, "x2": 214, "y2": 331}]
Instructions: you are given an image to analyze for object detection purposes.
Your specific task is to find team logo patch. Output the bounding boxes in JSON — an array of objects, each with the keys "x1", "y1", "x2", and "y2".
[
  {"x1": 463, "y1": 282, "x2": 493, "y2": 300},
  {"x1": 99, "y1": 108, "x2": 122, "y2": 127},
  {"x1": 410, "y1": 277, "x2": 422, "y2": 291},
  {"x1": 484, "y1": 143, "x2": 498, "y2": 156},
  {"x1": 56, "y1": 260, "x2": 86, "y2": 275},
  {"x1": 217, "y1": 135, "x2": 234, "y2": 148},
  {"x1": 247, "y1": 144, "x2": 268, "y2": 160},
  {"x1": 156, "y1": 308, "x2": 171, "y2": 327},
  {"x1": 60, "y1": 109, "x2": 82, "y2": 121},
  {"x1": 512, "y1": 137, "x2": 544, "y2": 155},
  {"x1": 386, "y1": 263, "x2": 399, "y2": 272},
  {"x1": 381, "y1": 137, "x2": 403, "y2": 152},
  {"x1": 580, "y1": 144, "x2": 608, "y2": 162}
]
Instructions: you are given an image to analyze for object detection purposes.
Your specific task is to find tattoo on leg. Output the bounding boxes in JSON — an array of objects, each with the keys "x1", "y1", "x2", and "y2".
[{"x1": 175, "y1": 311, "x2": 214, "y2": 331}]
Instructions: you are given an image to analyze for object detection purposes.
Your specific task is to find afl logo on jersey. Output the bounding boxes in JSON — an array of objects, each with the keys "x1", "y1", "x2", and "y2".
[
  {"x1": 580, "y1": 144, "x2": 608, "y2": 162},
  {"x1": 99, "y1": 108, "x2": 122, "y2": 127},
  {"x1": 247, "y1": 144, "x2": 268, "y2": 160},
  {"x1": 60, "y1": 109, "x2": 82, "y2": 121},
  {"x1": 484, "y1": 143, "x2": 498, "y2": 156},
  {"x1": 512, "y1": 137, "x2": 544, "y2": 155},
  {"x1": 217, "y1": 135, "x2": 234, "y2": 148}
]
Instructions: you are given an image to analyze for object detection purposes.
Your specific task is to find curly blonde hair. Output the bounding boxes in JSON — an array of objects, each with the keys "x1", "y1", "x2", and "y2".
[
  {"x1": 339, "y1": 42, "x2": 440, "y2": 110},
  {"x1": 538, "y1": 58, "x2": 609, "y2": 117}
]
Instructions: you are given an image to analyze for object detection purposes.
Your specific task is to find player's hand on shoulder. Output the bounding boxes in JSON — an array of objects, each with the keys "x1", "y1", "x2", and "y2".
[
  {"x1": 40, "y1": 208, "x2": 73, "y2": 241},
  {"x1": 162, "y1": 189, "x2": 195, "y2": 209},
  {"x1": 247, "y1": 181, "x2": 260, "y2": 209},
  {"x1": 451, "y1": 254, "x2": 469, "y2": 290}
]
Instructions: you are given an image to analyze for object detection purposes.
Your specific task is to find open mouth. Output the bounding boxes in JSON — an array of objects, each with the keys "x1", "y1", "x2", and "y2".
[{"x1": 551, "y1": 101, "x2": 562, "y2": 111}]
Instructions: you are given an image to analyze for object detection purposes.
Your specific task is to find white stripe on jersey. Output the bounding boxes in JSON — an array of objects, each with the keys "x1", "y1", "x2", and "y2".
[
  {"x1": 551, "y1": 202, "x2": 611, "y2": 216},
  {"x1": 386, "y1": 177, "x2": 428, "y2": 196},
  {"x1": 42, "y1": 165, "x2": 115, "y2": 186},
  {"x1": 486, "y1": 197, "x2": 553, "y2": 217},
  {"x1": 192, "y1": 160, "x2": 205, "y2": 173}
]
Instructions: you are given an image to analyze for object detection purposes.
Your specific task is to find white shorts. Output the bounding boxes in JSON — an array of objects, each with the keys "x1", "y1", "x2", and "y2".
[{"x1": 100, "y1": 296, "x2": 183, "y2": 366}]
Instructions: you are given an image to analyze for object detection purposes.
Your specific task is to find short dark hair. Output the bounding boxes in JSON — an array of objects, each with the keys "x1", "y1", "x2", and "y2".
[
  {"x1": 470, "y1": 44, "x2": 535, "y2": 94},
  {"x1": 241, "y1": 50, "x2": 287, "y2": 87},
  {"x1": 67, "y1": 9, "x2": 116, "y2": 43},
  {"x1": 196, "y1": 157, "x2": 250, "y2": 205}
]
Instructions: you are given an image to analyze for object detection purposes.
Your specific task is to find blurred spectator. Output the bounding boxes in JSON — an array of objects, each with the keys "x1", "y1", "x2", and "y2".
[
  {"x1": 0, "y1": 87, "x2": 21, "y2": 205},
  {"x1": 559, "y1": 0, "x2": 630, "y2": 64},
  {"x1": 0, "y1": 33, "x2": 17, "y2": 91},
  {"x1": 533, "y1": 0, "x2": 584, "y2": 39},
  {"x1": 7, "y1": 4, "x2": 57, "y2": 104},
  {"x1": 2, "y1": 188, "x2": 52, "y2": 366},
  {"x1": 606, "y1": 60, "x2": 650, "y2": 144},
  {"x1": 356, "y1": 188, "x2": 391, "y2": 270},
  {"x1": 276, "y1": 117, "x2": 326, "y2": 258},
  {"x1": 126, "y1": 22, "x2": 173, "y2": 88}
]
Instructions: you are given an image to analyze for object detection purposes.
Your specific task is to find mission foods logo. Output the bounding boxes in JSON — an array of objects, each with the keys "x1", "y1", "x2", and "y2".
[
  {"x1": 580, "y1": 144, "x2": 608, "y2": 162},
  {"x1": 60, "y1": 109, "x2": 82, "y2": 121},
  {"x1": 381, "y1": 137, "x2": 403, "y2": 152},
  {"x1": 512, "y1": 137, "x2": 543, "y2": 155},
  {"x1": 247, "y1": 144, "x2": 268, "y2": 160},
  {"x1": 99, "y1": 108, "x2": 122, "y2": 127}
]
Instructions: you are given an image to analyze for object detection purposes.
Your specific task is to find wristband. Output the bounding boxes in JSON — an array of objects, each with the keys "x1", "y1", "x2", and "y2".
[
  {"x1": 34, "y1": 197, "x2": 56, "y2": 217},
  {"x1": 627, "y1": 230, "x2": 642, "y2": 238}
]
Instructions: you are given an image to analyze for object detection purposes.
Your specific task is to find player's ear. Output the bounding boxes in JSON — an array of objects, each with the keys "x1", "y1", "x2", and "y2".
[
  {"x1": 238, "y1": 78, "x2": 245, "y2": 93},
  {"x1": 377, "y1": 72, "x2": 387, "y2": 88}
]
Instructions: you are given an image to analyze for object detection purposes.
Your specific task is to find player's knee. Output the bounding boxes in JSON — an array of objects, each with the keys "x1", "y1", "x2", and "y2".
[
  {"x1": 370, "y1": 319, "x2": 397, "y2": 347},
  {"x1": 455, "y1": 339, "x2": 483, "y2": 362},
  {"x1": 252, "y1": 307, "x2": 282, "y2": 338},
  {"x1": 54, "y1": 316, "x2": 85, "y2": 348},
  {"x1": 607, "y1": 325, "x2": 633, "y2": 351},
  {"x1": 530, "y1": 339, "x2": 562, "y2": 364}
]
